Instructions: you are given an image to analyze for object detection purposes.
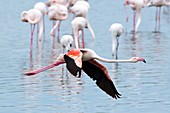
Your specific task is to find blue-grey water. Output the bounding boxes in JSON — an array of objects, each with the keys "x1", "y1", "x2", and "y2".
[{"x1": 0, "y1": 0, "x2": 170, "y2": 113}]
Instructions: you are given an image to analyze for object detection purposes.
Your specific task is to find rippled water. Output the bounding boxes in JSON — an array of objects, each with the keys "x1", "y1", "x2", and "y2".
[{"x1": 0, "y1": 0, "x2": 170, "y2": 113}]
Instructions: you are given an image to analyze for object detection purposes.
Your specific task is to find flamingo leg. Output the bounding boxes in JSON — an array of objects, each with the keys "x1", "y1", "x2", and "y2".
[
  {"x1": 30, "y1": 24, "x2": 35, "y2": 53},
  {"x1": 158, "y1": 7, "x2": 161, "y2": 31},
  {"x1": 116, "y1": 38, "x2": 119, "y2": 60},
  {"x1": 133, "y1": 10, "x2": 136, "y2": 32},
  {"x1": 124, "y1": 3, "x2": 129, "y2": 23},
  {"x1": 30, "y1": 24, "x2": 35, "y2": 68},
  {"x1": 57, "y1": 21, "x2": 61, "y2": 43},
  {"x1": 43, "y1": 15, "x2": 45, "y2": 40},
  {"x1": 37, "y1": 23, "x2": 39, "y2": 40},
  {"x1": 82, "y1": 30, "x2": 85, "y2": 48},
  {"x1": 52, "y1": 20, "x2": 56, "y2": 38},
  {"x1": 155, "y1": 7, "x2": 158, "y2": 32},
  {"x1": 78, "y1": 30, "x2": 81, "y2": 48}
]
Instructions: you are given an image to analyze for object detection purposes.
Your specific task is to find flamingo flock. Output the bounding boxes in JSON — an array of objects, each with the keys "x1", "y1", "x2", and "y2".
[
  {"x1": 124, "y1": 0, "x2": 170, "y2": 32},
  {"x1": 20, "y1": 0, "x2": 170, "y2": 100}
]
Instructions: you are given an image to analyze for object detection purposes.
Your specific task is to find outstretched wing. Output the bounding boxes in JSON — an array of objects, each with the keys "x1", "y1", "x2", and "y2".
[{"x1": 82, "y1": 59, "x2": 121, "y2": 99}]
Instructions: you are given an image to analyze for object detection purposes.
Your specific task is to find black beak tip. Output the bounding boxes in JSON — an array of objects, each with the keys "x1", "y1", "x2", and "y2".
[{"x1": 143, "y1": 59, "x2": 146, "y2": 63}]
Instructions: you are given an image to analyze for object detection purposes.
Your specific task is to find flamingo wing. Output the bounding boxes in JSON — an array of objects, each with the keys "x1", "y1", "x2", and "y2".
[
  {"x1": 82, "y1": 59, "x2": 121, "y2": 99},
  {"x1": 64, "y1": 54, "x2": 81, "y2": 77}
]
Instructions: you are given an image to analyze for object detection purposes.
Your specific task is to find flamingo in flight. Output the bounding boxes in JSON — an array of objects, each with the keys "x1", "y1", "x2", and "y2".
[
  {"x1": 124, "y1": 0, "x2": 148, "y2": 33},
  {"x1": 147, "y1": 0, "x2": 170, "y2": 32},
  {"x1": 48, "y1": 4, "x2": 68, "y2": 42},
  {"x1": 25, "y1": 48, "x2": 146, "y2": 99},
  {"x1": 71, "y1": 17, "x2": 95, "y2": 48},
  {"x1": 21, "y1": 8, "x2": 43, "y2": 53},
  {"x1": 109, "y1": 23, "x2": 124, "y2": 59}
]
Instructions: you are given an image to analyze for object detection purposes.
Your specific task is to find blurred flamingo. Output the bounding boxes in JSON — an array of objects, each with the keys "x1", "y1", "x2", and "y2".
[
  {"x1": 147, "y1": 0, "x2": 170, "y2": 32},
  {"x1": 124, "y1": 0, "x2": 148, "y2": 33},
  {"x1": 25, "y1": 48, "x2": 146, "y2": 99},
  {"x1": 60, "y1": 34, "x2": 74, "y2": 52},
  {"x1": 46, "y1": 0, "x2": 65, "y2": 7},
  {"x1": 69, "y1": 0, "x2": 90, "y2": 19},
  {"x1": 66, "y1": 0, "x2": 88, "y2": 8},
  {"x1": 48, "y1": 4, "x2": 68, "y2": 42},
  {"x1": 109, "y1": 23, "x2": 124, "y2": 59},
  {"x1": 34, "y1": 2, "x2": 47, "y2": 38},
  {"x1": 71, "y1": 17, "x2": 95, "y2": 48},
  {"x1": 21, "y1": 9, "x2": 43, "y2": 53}
]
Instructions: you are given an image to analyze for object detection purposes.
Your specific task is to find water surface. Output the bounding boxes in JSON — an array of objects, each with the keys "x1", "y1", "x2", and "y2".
[{"x1": 0, "y1": 0, "x2": 170, "y2": 113}]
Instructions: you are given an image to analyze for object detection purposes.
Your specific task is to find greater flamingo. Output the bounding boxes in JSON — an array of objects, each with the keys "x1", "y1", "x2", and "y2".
[
  {"x1": 147, "y1": 0, "x2": 170, "y2": 32},
  {"x1": 21, "y1": 8, "x2": 43, "y2": 53},
  {"x1": 66, "y1": 0, "x2": 88, "y2": 7},
  {"x1": 60, "y1": 34, "x2": 74, "y2": 52},
  {"x1": 124, "y1": 0, "x2": 148, "y2": 33},
  {"x1": 46, "y1": 0, "x2": 65, "y2": 7},
  {"x1": 71, "y1": 17, "x2": 95, "y2": 48},
  {"x1": 48, "y1": 4, "x2": 68, "y2": 41},
  {"x1": 109, "y1": 23, "x2": 124, "y2": 59},
  {"x1": 69, "y1": 1, "x2": 89, "y2": 19},
  {"x1": 25, "y1": 48, "x2": 146, "y2": 99},
  {"x1": 34, "y1": 2, "x2": 46, "y2": 38}
]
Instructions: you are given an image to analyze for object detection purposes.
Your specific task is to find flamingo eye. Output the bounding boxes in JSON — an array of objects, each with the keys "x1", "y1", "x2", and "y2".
[{"x1": 63, "y1": 45, "x2": 66, "y2": 48}]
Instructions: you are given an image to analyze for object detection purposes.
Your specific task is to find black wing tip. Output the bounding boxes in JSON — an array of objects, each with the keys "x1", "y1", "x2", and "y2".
[{"x1": 113, "y1": 93, "x2": 121, "y2": 99}]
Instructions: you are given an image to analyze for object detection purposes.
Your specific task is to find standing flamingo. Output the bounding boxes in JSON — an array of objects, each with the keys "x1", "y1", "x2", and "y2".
[
  {"x1": 34, "y1": 2, "x2": 47, "y2": 39},
  {"x1": 147, "y1": 0, "x2": 170, "y2": 32},
  {"x1": 21, "y1": 9, "x2": 43, "y2": 52},
  {"x1": 25, "y1": 48, "x2": 146, "y2": 99},
  {"x1": 48, "y1": 4, "x2": 68, "y2": 42},
  {"x1": 46, "y1": 0, "x2": 65, "y2": 7},
  {"x1": 124, "y1": 0, "x2": 148, "y2": 33},
  {"x1": 66, "y1": 0, "x2": 88, "y2": 7},
  {"x1": 69, "y1": 2, "x2": 89, "y2": 18},
  {"x1": 60, "y1": 34, "x2": 74, "y2": 52},
  {"x1": 71, "y1": 17, "x2": 95, "y2": 48},
  {"x1": 109, "y1": 23, "x2": 124, "y2": 59}
]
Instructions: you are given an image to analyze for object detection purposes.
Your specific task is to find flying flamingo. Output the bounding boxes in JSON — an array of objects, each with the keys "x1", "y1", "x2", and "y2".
[
  {"x1": 71, "y1": 17, "x2": 95, "y2": 48},
  {"x1": 60, "y1": 34, "x2": 74, "y2": 52},
  {"x1": 147, "y1": 0, "x2": 170, "y2": 32},
  {"x1": 25, "y1": 48, "x2": 146, "y2": 99},
  {"x1": 34, "y1": 2, "x2": 46, "y2": 38},
  {"x1": 109, "y1": 23, "x2": 124, "y2": 59},
  {"x1": 124, "y1": 0, "x2": 148, "y2": 33},
  {"x1": 21, "y1": 8, "x2": 43, "y2": 53},
  {"x1": 48, "y1": 4, "x2": 68, "y2": 42}
]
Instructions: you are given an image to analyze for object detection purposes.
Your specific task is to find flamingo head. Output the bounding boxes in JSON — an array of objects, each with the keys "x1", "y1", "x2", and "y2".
[
  {"x1": 61, "y1": 35, "x2": 74, "y2": 52},
  {"x1": 124, "y1": 0, "x2": 130, "y2": 5},
  {"x1": 21, "y1": 11, "x2": 28, "y2": 22},
  {"x1": 129, "y1": 57, "x2": 146, "y2": 63}
]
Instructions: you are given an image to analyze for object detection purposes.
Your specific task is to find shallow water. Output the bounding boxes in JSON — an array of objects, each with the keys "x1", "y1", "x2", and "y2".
[{"x1": 0, "y1": 0, "x2": 170, "y2": 113}]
